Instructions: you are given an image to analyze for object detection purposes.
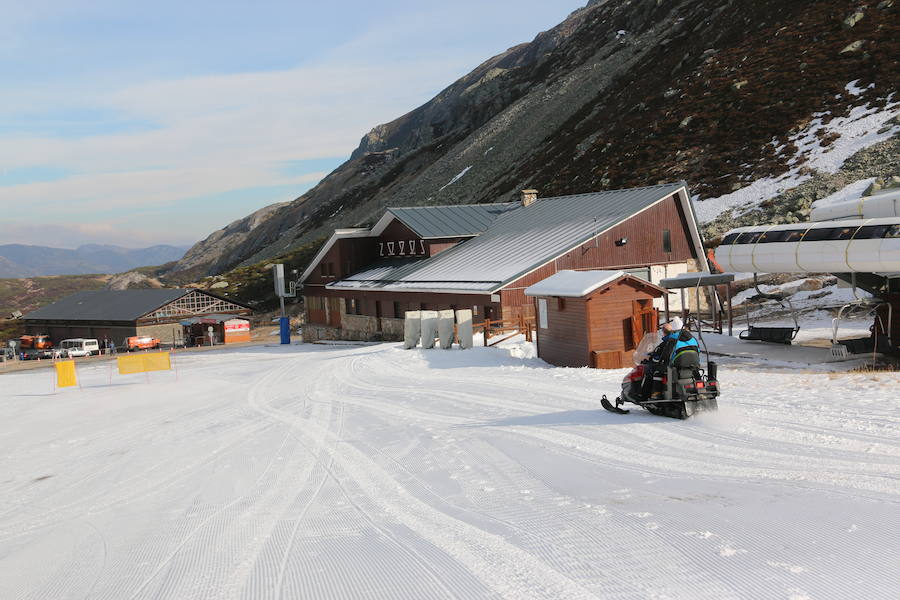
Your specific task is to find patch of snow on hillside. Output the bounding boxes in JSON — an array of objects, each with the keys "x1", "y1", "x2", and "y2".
[
  {"x1": 792, "y1": 102, "x2": 899, "y2": 174},
  {"x1": 696, "y1": 100, "x2": 900, "y2": 224},
  {"x1": 811, "y1": 177, "x2": 876, "y2": 209},
  {"x1": 439, "y1": 165, "x2": 473, "y2": 191},
  {"x1": 845, "y1": 79, "x2": 873, "y2": 97},
  {"x1": 694, "y1": 171, "x2": 810, "y2": 223}
]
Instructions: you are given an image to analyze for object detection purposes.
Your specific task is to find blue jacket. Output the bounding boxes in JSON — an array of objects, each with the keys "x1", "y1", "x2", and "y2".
[{"x1": 654, "y1": 330, "x2": 699, "y2": 364}]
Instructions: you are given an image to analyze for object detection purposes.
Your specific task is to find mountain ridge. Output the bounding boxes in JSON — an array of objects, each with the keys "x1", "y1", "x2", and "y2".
[{"x1": 171, "y1": 0, "x2": 899, "y2": 278}]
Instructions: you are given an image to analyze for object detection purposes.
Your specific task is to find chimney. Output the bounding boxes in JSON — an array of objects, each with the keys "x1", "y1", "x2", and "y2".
[{"x1": 521, "y1": 189, "x2": 539, "y2": 207}]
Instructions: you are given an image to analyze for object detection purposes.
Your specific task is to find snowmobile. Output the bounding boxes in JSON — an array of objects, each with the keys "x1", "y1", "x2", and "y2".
[{"x1": 601, "y1": 331, "x2": 719, "y2": 419}]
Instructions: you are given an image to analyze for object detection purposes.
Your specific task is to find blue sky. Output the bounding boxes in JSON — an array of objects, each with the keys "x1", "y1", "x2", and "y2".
[{"x1": 0, "y1": 1, "x2": 586, "y2": 249}]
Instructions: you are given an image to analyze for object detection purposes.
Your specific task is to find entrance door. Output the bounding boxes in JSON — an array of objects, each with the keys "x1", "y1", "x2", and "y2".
[
  {"x1": 328, "y1": 297, "x2": 342, "y2": 327},
  {"x1": 630, "y1": 299, "x2": 658, "y2": 349}
]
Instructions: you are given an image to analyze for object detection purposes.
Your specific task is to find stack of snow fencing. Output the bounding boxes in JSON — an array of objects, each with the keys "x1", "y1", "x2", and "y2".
[{"x1": 404, "y1": 309, "x2": 473, "y2": 349}]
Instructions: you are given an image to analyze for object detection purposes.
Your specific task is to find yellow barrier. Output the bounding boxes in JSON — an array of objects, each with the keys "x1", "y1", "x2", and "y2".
[
  {"x1": 55, "y1": 360, "x2": 78, "y2": 388},
  {"x1": 117, "y1": 352, "x2": 172, "y2": 375}
]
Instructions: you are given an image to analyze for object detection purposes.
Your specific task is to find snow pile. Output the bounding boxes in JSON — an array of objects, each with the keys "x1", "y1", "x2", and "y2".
[{"x1": 696, "y1": 96, "x2": 900, "y2": 223}]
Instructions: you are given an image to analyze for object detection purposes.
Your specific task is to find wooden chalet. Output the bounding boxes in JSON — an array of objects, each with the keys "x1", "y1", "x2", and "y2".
[
  {"x1": 300, "y1": 183, "x2": 709, "y2": 341},
  {"x1": 524, "y1": 270, "x2": 668, "y2": 369}
]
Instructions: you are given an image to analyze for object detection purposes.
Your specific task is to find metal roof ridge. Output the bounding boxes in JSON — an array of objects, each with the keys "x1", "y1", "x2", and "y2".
[
  {"x1": 532, "y1": 182, "x2": 685, "y2": 202},
  {"x1": 387, "y1": 201, "x2": 519, "y2": 211}
]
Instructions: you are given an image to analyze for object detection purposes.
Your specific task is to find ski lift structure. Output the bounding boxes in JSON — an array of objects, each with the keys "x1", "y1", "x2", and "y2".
[
  {"x1": 738, "y1": 274, "x2": 801, "y2": 345},
  {"x1": 829, "y1": 273, "x2": 894, "y2": 358},
  {"x1": 658, "y1": 271, "x2": 735, "y2": 336},
  {"x1": 714, "y1": 202, "x2": 900, "y2": 356}
]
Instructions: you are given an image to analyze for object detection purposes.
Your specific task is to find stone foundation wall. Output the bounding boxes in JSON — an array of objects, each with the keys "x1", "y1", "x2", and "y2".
[{"x1": 302, "y1": 316, "x2": 404, "y2": 343}]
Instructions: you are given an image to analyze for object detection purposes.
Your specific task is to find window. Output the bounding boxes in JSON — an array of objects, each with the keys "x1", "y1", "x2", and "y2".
[
  {"x1": 833, "y1": 227, "x2": 859, "y2": 240},
  {"x1": 803, "y1": 227, "x2": 839, "y2": 241},
  {"x1": 393, "y1": 301, "x2": 401, "y2": 318},
  {"x1": 886, "y1": 225, "x2": 900, "y2": 239},
  {"x1": 784, "y1": 230, "x2": 806, "y2": 242},
  {"x1": 537, "y1": 299, "x2": 548, "y2": 329},
  {"x1": 662, "y1": 229, "x2": 672, "y2": 253},
  {"x1": 735, "y1": 231, "x2": 765, "y2": 244},
  {"x1": 557, "y1": 298, "x2": 566, "y2": 311},
  {"x1": 720, "y1": 232, "x2": 741, "y2": 245},
  {"x1": 319, "y1": 264, "x2": 327, "y2": 276},
  {"x1": 759, "y1": 230, "x2": 793, "y2": 243},
  {"x1": 854, "y1": 224, "x2": 892, "y2": 239}
]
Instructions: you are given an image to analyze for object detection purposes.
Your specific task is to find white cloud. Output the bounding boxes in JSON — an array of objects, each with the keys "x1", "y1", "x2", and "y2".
[{"x1": 0, "y1": 59, "x2": 469, "y2": 217}]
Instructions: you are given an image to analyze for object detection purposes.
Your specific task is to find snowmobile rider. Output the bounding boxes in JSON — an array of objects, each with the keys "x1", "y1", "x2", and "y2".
[{"x1": 644, "y1": 317, "x2": 700, "y2": 400}]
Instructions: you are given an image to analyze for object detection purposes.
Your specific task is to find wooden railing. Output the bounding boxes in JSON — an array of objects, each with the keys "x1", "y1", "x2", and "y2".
[{"x1": 470, "y1": 314, "x2": 536, "y2": 346}]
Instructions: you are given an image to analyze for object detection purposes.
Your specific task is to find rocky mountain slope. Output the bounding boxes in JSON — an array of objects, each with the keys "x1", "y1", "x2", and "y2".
[
  {"x1": 172, "y1": 0, "x2": 899, "y2": 277},
  {"x1": 0, "y1": 243, "x2": 189, "y2": 278}
]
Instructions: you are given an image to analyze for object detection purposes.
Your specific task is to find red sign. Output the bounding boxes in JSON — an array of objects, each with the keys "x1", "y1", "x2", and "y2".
[{"x1": 224, "y1": 320, "x2": 250, "y2": 332}]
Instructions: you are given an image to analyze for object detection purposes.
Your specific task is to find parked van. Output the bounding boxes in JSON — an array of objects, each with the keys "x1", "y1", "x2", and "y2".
[
  {"x1": 125, "y1": 336, "x2": 160, "y2": 351},
  {"x1": 59, "y1": 338, "x2": 101, "y2": 357}
]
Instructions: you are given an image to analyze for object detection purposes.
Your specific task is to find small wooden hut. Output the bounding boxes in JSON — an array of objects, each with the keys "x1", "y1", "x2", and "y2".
[{"x1": 524, "y1": 270, "x2": 669, "y2": 369}]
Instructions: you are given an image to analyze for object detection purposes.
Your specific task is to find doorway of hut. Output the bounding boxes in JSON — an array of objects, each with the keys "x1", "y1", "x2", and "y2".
[{"x1": 625, "y1": 299, "x2": 658, "y2": 354}]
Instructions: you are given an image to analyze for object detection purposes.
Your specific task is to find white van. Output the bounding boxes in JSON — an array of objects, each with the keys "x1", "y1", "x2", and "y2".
[{"x1": 59, "y1": 338, "x2": 101, "y2": 357}]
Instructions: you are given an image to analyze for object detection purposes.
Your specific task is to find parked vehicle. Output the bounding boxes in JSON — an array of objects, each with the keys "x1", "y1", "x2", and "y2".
[
  {"x1": 20, "y1": 334, "x2": 53, "y2": 359},
  {"x1": 58, "y1": 338, "x2": 101, "y2": 357},
  {"x1": 125, "y1": 336, "x2": 161, "y2": 351},
  {"x1": 20, "y1": 334, "x2": 52, "y2": 349}
]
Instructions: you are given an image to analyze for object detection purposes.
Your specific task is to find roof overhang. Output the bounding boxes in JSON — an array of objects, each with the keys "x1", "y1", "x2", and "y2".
[
  {"x1": 325, "y1": 282, "x2": 494, "y2": 295},
  {"x1": 299, "y1": 228, "x2": 372, "y2": 283}
]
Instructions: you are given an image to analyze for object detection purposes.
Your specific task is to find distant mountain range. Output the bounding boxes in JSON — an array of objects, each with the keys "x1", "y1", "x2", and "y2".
[{"x1": 0, "y1": 244, "x2": 190, "y2": 278}]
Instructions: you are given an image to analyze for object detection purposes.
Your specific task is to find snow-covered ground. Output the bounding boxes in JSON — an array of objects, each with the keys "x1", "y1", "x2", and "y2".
[{"x1": 1, "y1": 342, "x2": 899, "y2": 599}]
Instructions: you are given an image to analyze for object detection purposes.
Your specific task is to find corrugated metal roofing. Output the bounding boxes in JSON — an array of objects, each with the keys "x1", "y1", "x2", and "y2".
[
  {"x1": 388, "y1": 203, "x2": 518, "y2": 238},
  {"x1": 328, "y1": 183, "x2": 685, "y2": 293},
  {"x1": 24, "y1": 289, "x2": 190, "y2": 321}
]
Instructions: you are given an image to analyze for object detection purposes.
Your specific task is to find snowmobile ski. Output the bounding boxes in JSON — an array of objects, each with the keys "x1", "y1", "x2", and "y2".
[{"x1": 601, "y1": 395, "x2": 630, "y2": 415}]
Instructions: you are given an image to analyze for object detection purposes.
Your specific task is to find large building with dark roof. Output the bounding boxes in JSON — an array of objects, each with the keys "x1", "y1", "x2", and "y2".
[
  {"x1": 300, "y1": 183, "x2": 710, "y2": 341},
  {"x1": 23, "y1": 289, "x2": 252, "y2": 347}
]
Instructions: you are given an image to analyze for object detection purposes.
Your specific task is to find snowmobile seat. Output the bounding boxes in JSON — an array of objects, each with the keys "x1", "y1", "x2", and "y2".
[{"x1": 739, "y1": 325, "x2": 798, "y2": 344}]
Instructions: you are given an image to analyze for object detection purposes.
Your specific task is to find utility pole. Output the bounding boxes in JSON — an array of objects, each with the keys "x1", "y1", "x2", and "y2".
[{"x1": 272, "y1": 263, "x2": 294, "y2": 345}]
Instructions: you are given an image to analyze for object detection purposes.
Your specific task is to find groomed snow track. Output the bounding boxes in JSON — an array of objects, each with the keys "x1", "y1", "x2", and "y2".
[{"x1": 1, "y1": 343, "x2": 898, "y2": 599}]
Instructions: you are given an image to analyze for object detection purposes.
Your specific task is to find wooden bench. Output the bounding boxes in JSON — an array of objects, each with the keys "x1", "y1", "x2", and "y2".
[{"x1": 738, "y1": 326, "x2": 798, "y2": 344}]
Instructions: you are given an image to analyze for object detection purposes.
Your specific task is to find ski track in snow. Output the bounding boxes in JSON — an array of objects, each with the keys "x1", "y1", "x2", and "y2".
[{"x1": 0, "y1": 344, "x2": 898, "y2": 599}]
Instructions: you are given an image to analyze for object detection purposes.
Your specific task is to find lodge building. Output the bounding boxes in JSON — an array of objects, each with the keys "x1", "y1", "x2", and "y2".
[
  {"x1": 23, "y1": 289, "x2": 252, "y2": 347},
  {"x1": 300, "y1": 183, "x2": 710, "y2": 341}
]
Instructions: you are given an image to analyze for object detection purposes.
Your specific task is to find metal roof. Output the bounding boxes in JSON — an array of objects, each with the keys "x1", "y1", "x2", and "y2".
[
  {"x1": 328, "y1": 183, "x2": 687, "y2": 293},
  {"x1": 385, "y1": 203, "x2": 518, "y2": 238},
  {"x1": 24, "y1": 289, "x2": 190, "y2": 322},
  {"x1": 524, "y1": 270, "x2": 669, "y2": 297}
]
